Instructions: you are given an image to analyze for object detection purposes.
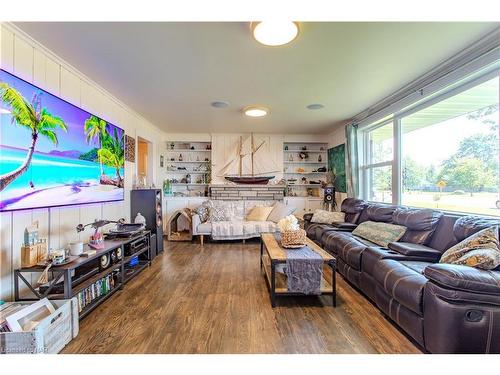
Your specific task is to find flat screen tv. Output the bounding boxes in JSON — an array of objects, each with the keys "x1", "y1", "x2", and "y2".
[{"x1": 0, "y1": 69, "x2": 125, "y2": 212}]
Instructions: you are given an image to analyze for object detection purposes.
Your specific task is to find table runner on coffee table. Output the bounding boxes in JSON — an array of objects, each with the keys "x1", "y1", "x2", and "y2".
[{"x1": 274, "y1": 233, "x2": 323, "y2": 295}]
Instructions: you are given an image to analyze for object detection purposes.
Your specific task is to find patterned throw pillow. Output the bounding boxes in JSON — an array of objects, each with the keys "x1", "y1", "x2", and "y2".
[
  {"x1": 193, "y1": 201, "x2": 211, "y2": 223},
  {"x1": 352, "y1": 221, "x2": 407, "y2": 247},
  {"x1": 209, "y1": 205, "x2": 229, "y2": 222},
  {"x1": 440, "y1": 226, "x2": 500, "y2": 270},
  {"x1": 310, "y1": 209, "x2": 345, "y2": 224}
]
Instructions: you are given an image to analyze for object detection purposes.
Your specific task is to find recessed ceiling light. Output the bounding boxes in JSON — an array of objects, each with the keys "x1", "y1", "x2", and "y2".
[
  {"x1": 211, "y1": 101, "x2": 230, "y2": 108},
  {"x1": 243, "y1": 106, "x2": 269, "y2": 118},
  {"x1": 252, "y1": 21, "x2": 299, "y2": 46},
  {"x1": 307, "y1": 104, "x2": 324, "y2": 110}
]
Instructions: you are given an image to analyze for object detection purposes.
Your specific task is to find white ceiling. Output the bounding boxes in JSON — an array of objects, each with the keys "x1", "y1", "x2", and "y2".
[{"x1": 15, "y1": 22, "x2": 499, "y2": 134}]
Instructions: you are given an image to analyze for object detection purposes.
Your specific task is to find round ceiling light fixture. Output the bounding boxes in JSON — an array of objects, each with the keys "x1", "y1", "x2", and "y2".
[
  {"x1": 243, "y1": 106, "x2": 269, "y2": 118},
  {"x1": 211, "y1": 100, "x2": 230, "y2": 108},
  {"x1": 251, "y1": 21, "x2": 299, "y2": 46},
  {"x1": 307, "y1": 104, "x2": 324, "y2": 110}
]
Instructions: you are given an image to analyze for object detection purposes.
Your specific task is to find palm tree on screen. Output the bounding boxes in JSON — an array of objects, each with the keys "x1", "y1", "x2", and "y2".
[
  {"x1": 0, "y1": 83, "x2": 67, "y2": 192},
  {"x1": 84, "y1": 115, "x2": 107, "y2": 176},
  {"x1": 98, "y1": 128, "x2": 124, "y2": 188}
]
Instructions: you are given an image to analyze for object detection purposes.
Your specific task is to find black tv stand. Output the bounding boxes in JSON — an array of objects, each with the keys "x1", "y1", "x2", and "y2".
[{"x1": 14, "y1": 231, "x2": 152, "y2": 320}]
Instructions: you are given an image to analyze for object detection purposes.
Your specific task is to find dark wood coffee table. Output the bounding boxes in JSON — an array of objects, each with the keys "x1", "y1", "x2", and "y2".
[{"x1": 260, "y1": 233, "x2": 336, "y2": 307}]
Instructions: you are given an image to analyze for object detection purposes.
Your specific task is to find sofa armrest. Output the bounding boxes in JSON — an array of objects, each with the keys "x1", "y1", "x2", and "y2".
[
  {"x1": 388, "y1": 242, "x2": 442, "y2": 261},
  {"x1": 331, "y1": 222, "x2": 358, "y2": 231},
  {"x1": 303, "y1": 213, "x2": 313, "y2": 223},
  {"x1": 192, "y1": 214, "x2": 202, "y2": 235},
  {"x1": 424, "y1": 263, "x2": 500, "y2": 294}
]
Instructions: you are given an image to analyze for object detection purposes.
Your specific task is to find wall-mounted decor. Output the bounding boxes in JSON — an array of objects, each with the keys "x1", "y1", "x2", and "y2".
[
  {"x1": 125, "y1": 135, "x2": 136, "y2": 162},
  {"x1": 0, "y1": 69, "x2": 125, "y2": 212},
  {"x1": 159, "y1": 155, "x2": 164, "y2": 168},
  {"x1": 328, "y1": 144, "x2": 347, "y2": 193}
]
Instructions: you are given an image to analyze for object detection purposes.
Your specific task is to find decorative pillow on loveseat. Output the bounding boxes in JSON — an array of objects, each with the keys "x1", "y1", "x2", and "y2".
[
  {"x1": 246, "y1": 206, "x2": 274, "y2": 221},
  {"x1": 352, "y1": 221, "x2": 406, "y2": 247},
  {"x1": 267, "y1": 202, "x2": 296, "y2": 223},
  {"x1": 310, "y1": 209, "x2": 345, "y2": 224},
  {"x1": 439, "y1": 226, "x2": 500, "y2": 270},
  {"x1": 193, "y1": 201, "x2": 211, "y2": 223}
]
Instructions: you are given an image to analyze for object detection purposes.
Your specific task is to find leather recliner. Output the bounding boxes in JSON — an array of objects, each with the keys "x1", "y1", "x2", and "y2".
[{"x1": 303, "y1": 200, "x2": 500, "y2": 353}]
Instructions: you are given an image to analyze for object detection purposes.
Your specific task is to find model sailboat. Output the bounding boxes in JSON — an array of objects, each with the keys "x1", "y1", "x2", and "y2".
[{"x1": 218, "y1": 134, "x2": 279, "y2": 184}]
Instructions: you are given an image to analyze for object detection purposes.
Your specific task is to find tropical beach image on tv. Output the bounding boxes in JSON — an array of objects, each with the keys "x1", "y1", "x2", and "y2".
[{"x1": 0, "y1": 69, "x2": 125, "y2": 212}]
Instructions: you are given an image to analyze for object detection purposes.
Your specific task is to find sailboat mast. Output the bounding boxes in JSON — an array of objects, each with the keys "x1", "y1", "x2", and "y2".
[
  {"x1": 251, "y1": 133, "x2": 254, "y2": 176},
  {"x1": 239, "y1": 136, "x2": 243, "y2": 176}
]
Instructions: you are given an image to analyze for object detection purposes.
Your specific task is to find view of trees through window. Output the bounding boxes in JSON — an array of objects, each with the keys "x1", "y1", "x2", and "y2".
[
  {"x1": 364, "y1": 76, "x2": 499, "y2": 216},
  {"x1": 401, "y1": 77, "x2": 499, "y2": 215}
]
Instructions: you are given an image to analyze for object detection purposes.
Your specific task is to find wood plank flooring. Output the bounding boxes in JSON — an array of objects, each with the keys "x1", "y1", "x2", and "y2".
[{"x1": 63, "y1": 240, "x2": 422, "y2": 354}]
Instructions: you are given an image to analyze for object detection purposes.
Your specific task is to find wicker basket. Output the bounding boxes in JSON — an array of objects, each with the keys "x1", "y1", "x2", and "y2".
[{"x1": 281, "y1": 229, "x2": 307, "y2": 248}]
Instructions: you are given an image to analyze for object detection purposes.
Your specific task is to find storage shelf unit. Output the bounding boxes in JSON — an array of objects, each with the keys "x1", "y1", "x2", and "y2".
[
  {"x1": 14, "y1": 231, "x2": 152, "y2": 320},
  {"x1": 164, "y1": 141, "x2": 212, "y2": 197},
  {"x1": 283, "y1": 141, "x2": 328, "y2": 199}
]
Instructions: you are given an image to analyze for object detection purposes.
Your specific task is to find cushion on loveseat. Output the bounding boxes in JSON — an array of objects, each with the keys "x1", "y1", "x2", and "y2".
[
  {"x1": 267, "y1": 202, "x2": 296, "y2": 223},
  {"x1": 246, "y1": 206, "x2": 274, "y2": 221}
]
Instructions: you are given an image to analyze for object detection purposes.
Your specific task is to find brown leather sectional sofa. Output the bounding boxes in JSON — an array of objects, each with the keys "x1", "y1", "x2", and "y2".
[{"x1": 304, "y1": 198, "x2": 500, "y2": 354}]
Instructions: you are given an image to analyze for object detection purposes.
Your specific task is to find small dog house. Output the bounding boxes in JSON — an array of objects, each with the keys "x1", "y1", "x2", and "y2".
[{"x1": 167, "y1": 208, "x2": 193, "y2": 241}]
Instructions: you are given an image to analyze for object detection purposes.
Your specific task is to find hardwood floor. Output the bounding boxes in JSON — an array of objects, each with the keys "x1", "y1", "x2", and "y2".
[{"x1": 63, "y1": 240, "x2": 422, "y2": 354}]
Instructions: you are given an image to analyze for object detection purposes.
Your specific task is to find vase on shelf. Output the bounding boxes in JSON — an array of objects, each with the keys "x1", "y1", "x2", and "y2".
[
  {"x1": 179, "y1": 154, "x2": 183, "y2": 162},
  {"x1": 163, "y1": 179, "x2": 172, "y2": 196},
  {"x1": 318, "y1": 155, "x2": 322, "y2": 162}
]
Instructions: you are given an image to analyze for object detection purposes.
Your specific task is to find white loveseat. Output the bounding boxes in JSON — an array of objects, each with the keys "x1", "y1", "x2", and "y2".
[{"x1": 192, "y1": 200, "x2": 279, "y2": 243}]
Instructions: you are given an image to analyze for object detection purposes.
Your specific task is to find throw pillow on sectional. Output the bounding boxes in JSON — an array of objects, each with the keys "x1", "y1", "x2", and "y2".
[
  {"x1": 440, "y1": 226, "x2": 500, "y2": 270},
  {"x1": 310, "y1": 209, "x2": 345, "y2": 224},
  {"x1": 352, "y1": 221, "x2": 406, "y2": 247}
]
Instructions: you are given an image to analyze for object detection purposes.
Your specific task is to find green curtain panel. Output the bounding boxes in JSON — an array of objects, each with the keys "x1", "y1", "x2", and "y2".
[
  {"x1": 328, "y1": 143, "x2": 347, "y2": 193},
  {"x1": 345, "y1": 123, "x2": 360, "y2": 197}
]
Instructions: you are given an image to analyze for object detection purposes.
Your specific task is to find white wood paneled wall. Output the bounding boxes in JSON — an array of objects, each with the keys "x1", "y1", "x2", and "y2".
[{"x1": 0, "y1": 23, "x2": 166, "y2": 301}]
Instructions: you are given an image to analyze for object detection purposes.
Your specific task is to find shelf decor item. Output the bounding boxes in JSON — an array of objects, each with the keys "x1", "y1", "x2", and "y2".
[
  {"x1": 21, "y1": 221, "x2": 48, "y2": 267},
  {"x1": 125, "y1": 135, "x2": 136, "y2": 162},
  {"x1": 163, "y1": 179, "x2": 172, "y2": 196}
]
